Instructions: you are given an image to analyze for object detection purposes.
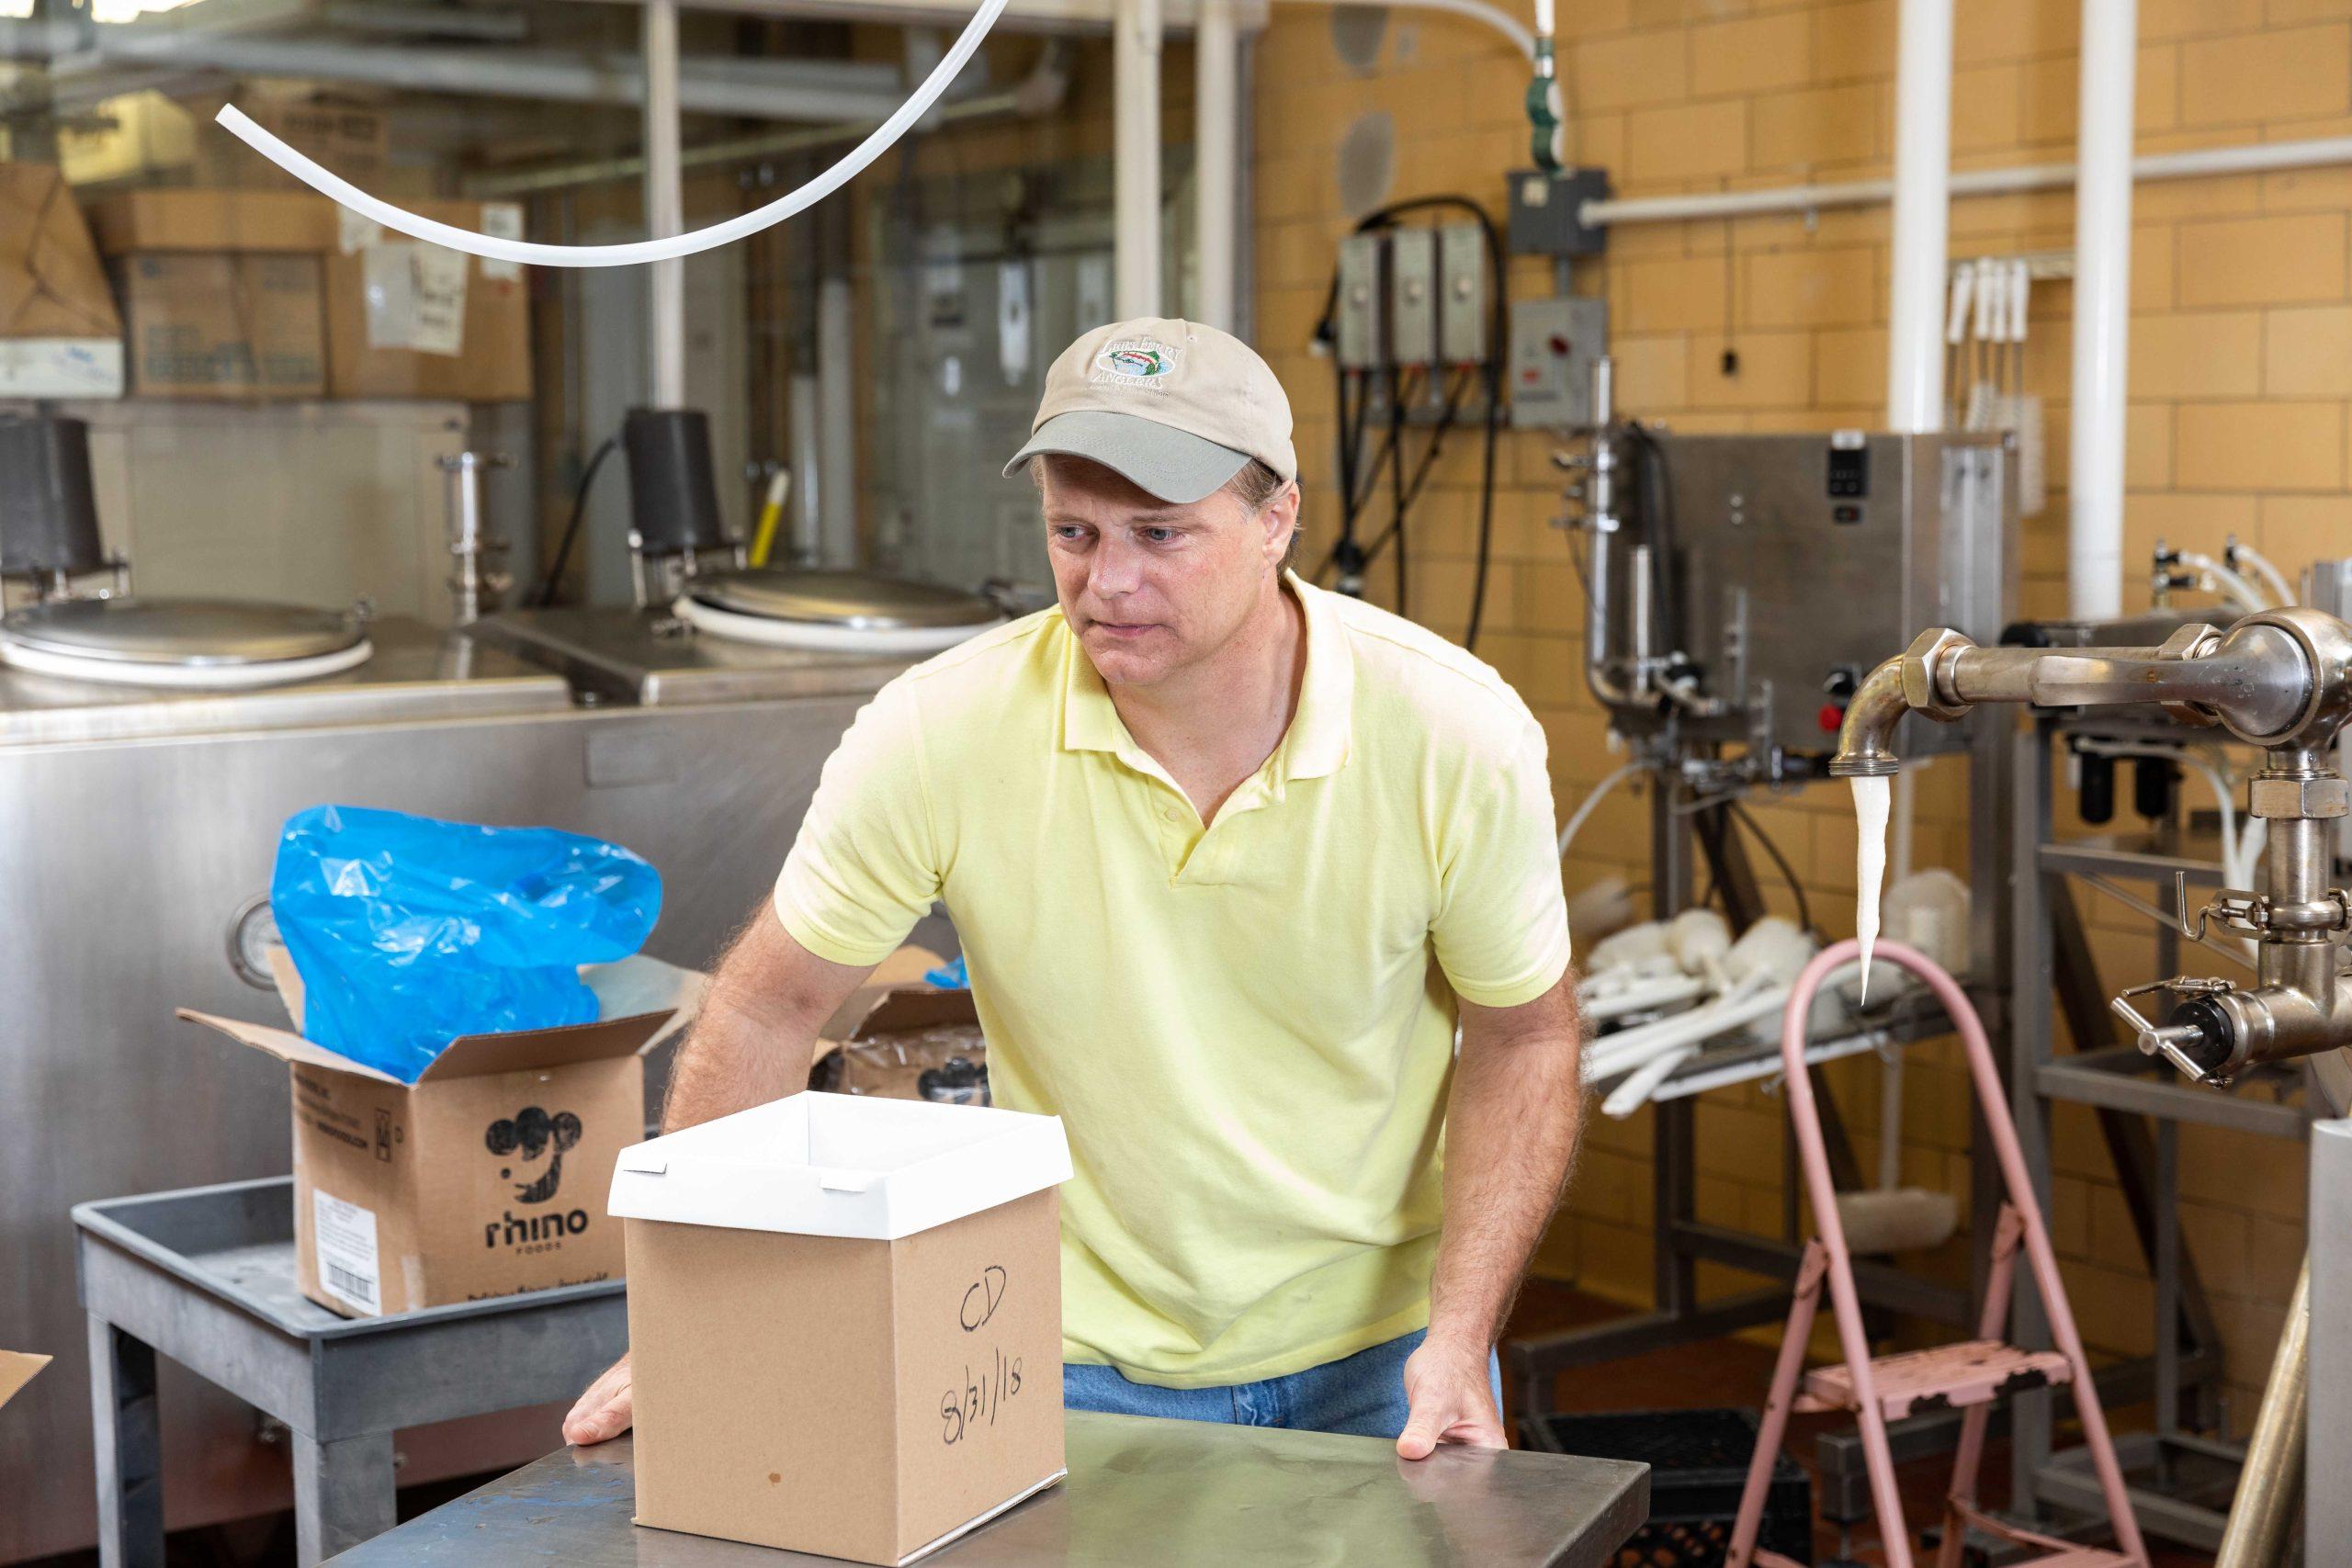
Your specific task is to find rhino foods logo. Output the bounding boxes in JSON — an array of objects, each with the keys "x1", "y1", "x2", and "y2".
[
  {"x1": 1091, "y1": 337, "x2": 1181, "y2": 390},
  {"x1": 483, "y1": 1106, "x2": 590, "y2": 1252}
]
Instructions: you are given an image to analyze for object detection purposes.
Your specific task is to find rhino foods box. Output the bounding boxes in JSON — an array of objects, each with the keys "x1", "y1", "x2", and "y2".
[
  {"x1": 609, "y1": 1092, "x2": 1073, "y2": 1565},
  {"x1": 179, "y1": 948, "x2": 697, "y2": 1317}
]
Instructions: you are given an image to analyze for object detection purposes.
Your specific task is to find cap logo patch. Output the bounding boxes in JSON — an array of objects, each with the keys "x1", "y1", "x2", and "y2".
[{"x1": 1091, "y1": 337, "x2": 1181, "y2": 390}]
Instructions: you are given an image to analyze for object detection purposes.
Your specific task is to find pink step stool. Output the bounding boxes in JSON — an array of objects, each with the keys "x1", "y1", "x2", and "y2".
[{"x1": 1725, "y1": 938, "x2": 2149, "y2": 1568}]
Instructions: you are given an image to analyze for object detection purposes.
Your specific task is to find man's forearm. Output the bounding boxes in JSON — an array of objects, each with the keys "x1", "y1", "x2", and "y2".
[
  {"x1": 659, "y1": 907, "x2": 877, "y2": 1134},
  {"x1": 1426, "y1": 977, "x2": 1586, "y2": 1354}
]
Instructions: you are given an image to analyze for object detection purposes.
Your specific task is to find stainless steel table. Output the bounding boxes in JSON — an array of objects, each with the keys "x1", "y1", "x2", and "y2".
[
  {"x1": 324, "y1": 1419, "x2": 1648, "y2": 1567},
  {"x1": 74, "y1": 1178, "x2": 628, "y2": 1568}
]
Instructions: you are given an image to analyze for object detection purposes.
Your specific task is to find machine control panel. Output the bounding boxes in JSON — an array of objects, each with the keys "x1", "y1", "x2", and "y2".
[{"x1": 1507, "y1": 296, "x2": 1608, "y2": 429}]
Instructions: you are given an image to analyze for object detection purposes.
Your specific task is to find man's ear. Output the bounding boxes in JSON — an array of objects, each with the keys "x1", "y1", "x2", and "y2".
[{"x1": 1261, "y1": 482, "x2": 1300, "y2": 568}]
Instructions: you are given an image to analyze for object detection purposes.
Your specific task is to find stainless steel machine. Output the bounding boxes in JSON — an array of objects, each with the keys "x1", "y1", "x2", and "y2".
[
  {"x1": 1, "y1": 610, "x2": 915, "y2": 1561},
  {"x1": 1571, "y1": 358, "x2": 2014, "y2": 783}
]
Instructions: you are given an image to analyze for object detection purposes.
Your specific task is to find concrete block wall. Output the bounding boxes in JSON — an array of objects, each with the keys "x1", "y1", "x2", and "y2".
[{"x1": 1253, "y1": 0, "x2": 2345, "y2": 1426}]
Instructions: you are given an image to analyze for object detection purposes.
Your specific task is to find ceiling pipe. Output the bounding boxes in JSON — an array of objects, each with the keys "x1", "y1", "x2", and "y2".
[
  {"x1": 1, "y1": 20, "x2": 916, "y2": 123},
  {"x1": 1113, "y1": 0, "x2": 1161, "y2": 318},
  {"x1": 643, "y1": 0, "x2": 686, "y2": 409},
  {"x1": 1884, "y1": 0, "x2": 1951, "y2": 435},
  {"x1": 460, "y1": 40, "x2": 1068, "y2": 198},
  {"x1": 2070, "y1": 0, "x2": 2136, "y2": 622}
]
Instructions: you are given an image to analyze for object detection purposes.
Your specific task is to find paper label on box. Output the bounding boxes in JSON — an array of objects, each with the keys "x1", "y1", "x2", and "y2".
[
  {"x1": 313, "y1": 1190, "x2": 382, "y2": 1314},
  {"x1": 338, "y1": 206, "x2": 383, "y2": 254},
  {"x1": 361, "y1": 243, "x2": 467, "y2": 356},
  {"x1": 480, "y1": 204, "x2": 524, "y2": 280}
]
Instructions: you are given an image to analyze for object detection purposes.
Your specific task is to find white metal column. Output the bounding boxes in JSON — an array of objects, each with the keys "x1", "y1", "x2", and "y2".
[
  {"x1": 2069, "y1": 0, "x2": 2137, "y2": 620},
  {"x1": 642, "y1": 0, "x2": 686, "y2": 408},
  {"x1": 1884, "y1": 0, "x2": 1952, "y2": 434},
  {"x1": 1114, "y1": 0, "x2": 1163, "y2": 319},
  {"x1": 816, "y1": 276, "x2": 858, "y2": 567},
  {"x1": 1194, "y1": 0, "x2": 1238, "y2": 332}
]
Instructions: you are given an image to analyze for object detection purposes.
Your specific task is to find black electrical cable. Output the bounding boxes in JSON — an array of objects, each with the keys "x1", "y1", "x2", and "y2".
[
  {"x1": 1461, "y1": 364, "x2": 1505, "y2": 653},
  {"x1": 536, "y1": 434, "x2": 619, "y2": 608},
  {"x1": 1387, "y1": 367, "x2": 1408, "y2": 615},
  {"x1": 1349, "y1": 367, "x2": 1473, "y2": 572},
  {"x1": 1729, "y1": 799, "x2": 1814, "y2": 936}
]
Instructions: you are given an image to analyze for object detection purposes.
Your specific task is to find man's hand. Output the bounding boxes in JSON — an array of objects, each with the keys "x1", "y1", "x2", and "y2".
[
  {"x1": 1396, "y1": 1335, "x2": 1506, "y2": 1460},
  {"x1": 563, "y1": 1353, "x2": 633, "y2": 1446}
]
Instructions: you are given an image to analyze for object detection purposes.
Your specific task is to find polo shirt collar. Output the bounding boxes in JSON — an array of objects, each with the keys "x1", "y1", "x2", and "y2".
[{"x1": 1057, "y1": 570, "x2": 1355, "y2": 783}]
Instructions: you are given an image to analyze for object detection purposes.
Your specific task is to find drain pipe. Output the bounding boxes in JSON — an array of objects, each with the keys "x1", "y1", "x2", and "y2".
[
  {"x1": 1114, "y1": 0, "x2": 1163, "y2": 317},
  {"x1": 643, "y1": 0, "x2": 686, "y2": 409},
  {"x1": 1885, "y1": 0, "x2": 1952, "y2": 435},
  {"x1": 2070, "y1": 0, "x2": 2137, "y2": 621},
  {"x1": 1195, "y1": 0, "x2": 1238, "y2": 331}
]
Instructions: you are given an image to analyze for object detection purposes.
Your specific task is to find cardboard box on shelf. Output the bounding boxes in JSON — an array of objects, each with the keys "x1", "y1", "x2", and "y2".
[
  {"x1": 0, "y1": 1351, "x2": 50, "y2": 1414},
  {"x1": 117, "y1": 253, "x2": 325, "y2": 400},
  {"x1": 0, "y1": 164, "x2": 124, "y2": 398},
  {"x1": 189, "y1": 92, "x2": 387, "y2": 192},
  {"x1": 56, "y1": 90, "x2": 196, "y2": 187},
  {"x1": 88, "y1": 188, "x2": 339, "y2": 256},
  {"x1": 610, "y1": 1092, "x2": 1071, "y2": 1565},
  {"x1": 324, "y1": 200, "x2": 532, "y2": 401},
  {"x1": 179, "y1": 947, "x2": 700, "y2": 1318}
]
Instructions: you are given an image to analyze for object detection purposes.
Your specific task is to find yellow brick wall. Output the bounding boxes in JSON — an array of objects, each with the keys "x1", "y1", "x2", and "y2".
[{"x1": 1253, "y1": 0, "x2": 2342, "y2": 1423}]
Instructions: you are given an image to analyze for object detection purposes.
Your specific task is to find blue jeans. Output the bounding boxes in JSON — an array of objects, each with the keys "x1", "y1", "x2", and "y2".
[{"x1": 1062, "y1": 1327, "x2": 1503, "y2": 1439}]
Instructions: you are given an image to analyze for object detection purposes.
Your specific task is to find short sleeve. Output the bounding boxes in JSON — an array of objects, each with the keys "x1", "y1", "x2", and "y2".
[
  {"x1": 773, "y1": 679, "x2": 944, "y2": 966},
  {"x1": 1429, "y1": 717, "x2": 1574, "y2": 1008}
]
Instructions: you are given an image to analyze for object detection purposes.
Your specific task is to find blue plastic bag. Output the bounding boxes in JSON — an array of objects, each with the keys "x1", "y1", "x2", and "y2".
[{"x1": 270, "y1": 805, "x2": 662, "y2": 1084}]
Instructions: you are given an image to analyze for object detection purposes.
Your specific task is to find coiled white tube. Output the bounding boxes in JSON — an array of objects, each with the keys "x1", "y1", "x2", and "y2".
[{"x1": 214, "y1": 0, "x2": 1008, "y2": 269}]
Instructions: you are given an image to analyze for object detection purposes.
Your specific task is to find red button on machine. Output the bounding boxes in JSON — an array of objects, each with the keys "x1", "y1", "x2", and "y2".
[{"x1": 1817, "y1": 702, "x2": 1845, "y2": 734}]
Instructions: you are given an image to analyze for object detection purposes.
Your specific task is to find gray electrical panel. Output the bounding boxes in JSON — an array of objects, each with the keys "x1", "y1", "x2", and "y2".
[{"x1": 1507, "y1": 296, "x2": 1608, "y2": 428}]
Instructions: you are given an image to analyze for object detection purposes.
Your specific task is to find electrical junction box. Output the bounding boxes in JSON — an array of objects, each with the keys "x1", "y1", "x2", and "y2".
[
  {"x1": 1335, "y1": 232, "x2": 1385, "y2": 370},
  {"x1": 1438, "y1": 223, "x2": 1489, "y2": 367},
  {"x1": 1506, "y1": 167, "x2": 1611, "y2": 257},
  {"x1": 1507, "y1": 296, "x2": 1607, "y2": 429},
  {"x1": 1387, "y1": 228, "x2": 1437, "y2": 370}
]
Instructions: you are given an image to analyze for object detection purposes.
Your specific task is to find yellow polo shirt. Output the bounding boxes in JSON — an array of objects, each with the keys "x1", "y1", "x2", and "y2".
[{"x1": 774, "y1": 572, "x2": 1571, "y2": 1387}]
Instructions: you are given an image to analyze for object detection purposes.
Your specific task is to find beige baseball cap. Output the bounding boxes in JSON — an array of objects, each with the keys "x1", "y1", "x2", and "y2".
[{"x1": 1003, "y1": 317, "x2": 1298, "y2": 504}]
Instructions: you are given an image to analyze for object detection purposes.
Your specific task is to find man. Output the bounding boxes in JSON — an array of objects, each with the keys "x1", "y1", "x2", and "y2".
[{"x1": 565, "y1": 318, "x2": 1583, "y2": 1460}]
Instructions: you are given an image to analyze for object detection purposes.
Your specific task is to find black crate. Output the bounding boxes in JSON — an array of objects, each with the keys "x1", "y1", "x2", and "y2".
[{"x1": 1519, "y1": 1407, "x2": 1813, "y2": 1567}]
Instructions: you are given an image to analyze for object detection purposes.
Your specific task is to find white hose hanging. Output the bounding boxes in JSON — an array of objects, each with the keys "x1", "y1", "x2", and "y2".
[
  {"x1": 215, "y1": 0, "x2": 1010, "y2": 267},
  {"x1": 2231, "y1": 542, "x2": 2298, "y2": 608},
  {"x1": 1560, "y1": 761, "x2": 1643, "y2": 859},
  {"x1": 2173, "y1": 550, "x2": 2270, "y2": 615}
]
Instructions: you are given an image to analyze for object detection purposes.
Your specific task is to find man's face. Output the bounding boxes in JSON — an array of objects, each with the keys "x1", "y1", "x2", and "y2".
[{"x1": 1039, "y1": 457, "x2": 1295, "y2": 690}]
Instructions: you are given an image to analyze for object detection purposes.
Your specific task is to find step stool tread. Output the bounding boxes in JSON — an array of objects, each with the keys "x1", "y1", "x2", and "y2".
[{"x1": 1801, "y1": 1338, "x2": 2073, "y2": 1420}]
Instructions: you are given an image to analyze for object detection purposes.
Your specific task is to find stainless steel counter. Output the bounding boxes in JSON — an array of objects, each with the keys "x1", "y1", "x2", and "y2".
[
  {"x1": 0, "y1": 618, "x2": 569, "y2": 745},
  {"x1": 469, "y1": 607, "x2": 908, "y2": 706},
  {"x1": 326, "y1": 1422, "x2": 1648, "y2": 1568}
]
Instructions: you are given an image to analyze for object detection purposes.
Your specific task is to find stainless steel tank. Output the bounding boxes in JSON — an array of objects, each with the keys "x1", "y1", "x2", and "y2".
[{"x1": 1, "y1": 614, "x2": 908, "y2": 1561}]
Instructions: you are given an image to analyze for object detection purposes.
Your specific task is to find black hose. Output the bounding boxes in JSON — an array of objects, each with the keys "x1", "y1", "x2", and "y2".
[
  {"x1": 1729, "y1": 800, "x2": 1814, "y2": 937},
  {"x1": 535, "y1": 434, "x2": 619, "y2": 608}
]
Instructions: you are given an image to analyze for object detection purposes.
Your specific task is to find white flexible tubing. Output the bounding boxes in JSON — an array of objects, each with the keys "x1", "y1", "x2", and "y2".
[
  {"x1": 1585, "y1": 975, "x2": 1784, "y2": 1081},
  {"x1": 214, "y1": 0, "x2": 1009, "y2": 268},
  {"x1": 1582, "y1": 972, "x2": 1710, "y2": 1023},
  {"x1": 1601, "y1": 1043, "x2": 1701, "y2": 1119},
  {"x1": 1560, "y1": 761, "x2": 1643, "y2": 858},
  {"x1": 2176, "y1": 550, "x2": 2269, "y2": 615},
  {"x1": 2232, "y1": 542, "x2": 2297, "y2": 608}
]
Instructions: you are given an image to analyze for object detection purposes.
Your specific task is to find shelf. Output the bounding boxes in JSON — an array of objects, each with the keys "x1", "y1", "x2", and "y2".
[
  {"x1": 2035, "y1": 1047, "x2": 2308, "y2": 1140},
  {"x1": 2039, "y1": 832, "x2": 2229, "y2": 887}
]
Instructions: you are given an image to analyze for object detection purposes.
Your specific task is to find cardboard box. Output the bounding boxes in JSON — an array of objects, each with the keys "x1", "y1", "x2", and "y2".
[
  {"x1": 57, "y1": 90, "x2": 196, "y2": 187},
  {"x1": 0, "y1": 1351, "x2": 49, "y2": 1415},
  {"x1": 190, "y1": 91, "x2": 387, "y2": 192},
  {"x1": 0, "y1": 164, "x2": 124, "y2": 398},
  {"x1": 179, "y1": 948, "x2": 699, "y2": 1318},
  {"x1": 117, "y1": 253, "x2": 326, "y2": 400},
  {"x1": 325, "y1": 199, "x2": 531, "y2": 401},
  {"x1": 89, "y1": 188, "x2": 339, "y2": 256},
  {"x1": 610, "y1": 1093, "x2": 1072, "y2": 1565}
]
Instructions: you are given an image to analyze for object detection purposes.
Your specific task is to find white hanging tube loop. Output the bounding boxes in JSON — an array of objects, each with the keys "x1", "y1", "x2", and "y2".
[{"x1": 213, "y1": 0, "x2": 1009, "y2": 270}]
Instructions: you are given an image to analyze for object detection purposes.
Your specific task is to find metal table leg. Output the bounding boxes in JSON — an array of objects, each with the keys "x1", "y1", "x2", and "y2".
[
  {"x1": 291, "y1": 1428, "x2": 398, "y2": 1567},
  {"x1": 86, "y1": 1316, "x2": 164, "y2": 1568}
]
